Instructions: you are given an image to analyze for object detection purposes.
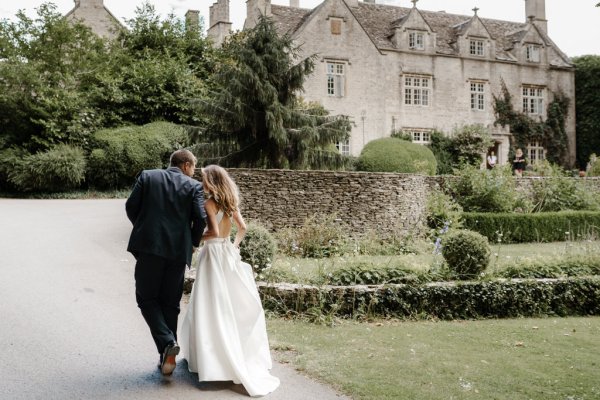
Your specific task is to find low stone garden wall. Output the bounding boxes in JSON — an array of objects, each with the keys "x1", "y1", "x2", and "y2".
[{"x1": 220, "y1": 169, "x2": 600, "y2": 236}]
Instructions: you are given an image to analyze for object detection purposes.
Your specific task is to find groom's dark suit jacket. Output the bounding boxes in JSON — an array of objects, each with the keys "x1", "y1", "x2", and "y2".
[{"x1": 126, "y1": 167, "x2": 206, "y2": 266}]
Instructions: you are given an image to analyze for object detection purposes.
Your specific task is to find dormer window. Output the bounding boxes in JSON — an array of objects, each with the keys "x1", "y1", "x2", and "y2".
[
  {"x1": 409, "y1": 31, "x2": 424, "y2": 50},
  {"x1": 526, "y1": 44, "x2": 541, "y2": 63},
  {"x1": 469, "y1": 39, "x2": 485, "y2": 56}
]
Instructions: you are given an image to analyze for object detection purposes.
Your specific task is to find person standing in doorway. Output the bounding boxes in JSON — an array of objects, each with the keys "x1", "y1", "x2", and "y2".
[
  {"x1": 125, "y1": 149, "x2": 206, "y2": 376},
  {"x1": 487, "y1": 151, "x2": 497, "y2": 169}
]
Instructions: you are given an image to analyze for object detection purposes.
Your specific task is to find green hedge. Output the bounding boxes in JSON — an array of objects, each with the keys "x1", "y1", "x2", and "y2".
[
  {"x1": 462, "y1": 211, "x2": 600, "y2": 243},
  {"x1": 498, "y1": 256, "x2": 600, "y2": 279},
  {"x1": 259, "y1": 278, "x2": 600, "y2": 320},
  {"x1": 87, "y1": 121, "x2": 188, "y2": 189}
]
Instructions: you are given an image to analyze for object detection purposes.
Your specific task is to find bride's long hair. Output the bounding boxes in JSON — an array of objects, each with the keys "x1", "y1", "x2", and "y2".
[{"x1": 201, "y1": 165, "x2": 240, "y2": 216}]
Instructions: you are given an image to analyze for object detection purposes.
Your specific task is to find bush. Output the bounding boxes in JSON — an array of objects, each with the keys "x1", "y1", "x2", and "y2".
[
  {"x1": 234, "y1": 221, "x2": 277, "y2": 275},
  {"x1": 448, "y1": 164, "x2": 521, "y2": 212},
  {"x1": 260, "y1": 277, "x2": 600, "y2": 319},
  {"x1": 498, "y1": 256, "x2": 600, "y2": 279},
  {"x1": 326, "y1": 262, "x2": 447, "y2": 286},
  {"x1": 528, "y1": 161, "x2": 600, "y2": 212},
  {"x1": 277, "y1": 213, "x2": 349, "y2": 258},
  {"x1": 0, "y1": 147, "x2": 28, "y2": 191},
  {"x1": 356, "y1": 137, "x2": 437, "y2": 175},
  {"x1": 442, "y1": 229, "x2": 491, "y2": 279},
  {"x1": 87, "y1": 121, "x2": 189, "y2": 189},
  {"x1": 463, "y1": 211, "x2": 600, "y2": 243},
  {"x1": 6, "y1": 144, "x2": 86, "y2": 192},
  {"x1": 425, "y1": 189, "x2": 463, "y2": 231},
  {"x1": 449, "y1": 124, "x2": 494, "y2": 166},
  {"x1": 427, "y1": 130, "x2": 454, "y2": 175},
  {"x1": 586, "y1": 154, "x2": 600, "y2": 177}
]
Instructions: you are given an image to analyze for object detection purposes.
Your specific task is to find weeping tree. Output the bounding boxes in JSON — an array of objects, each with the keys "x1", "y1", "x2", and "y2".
[{"x1": 195, "y1": 17, "x2": 351, "y2": 169}]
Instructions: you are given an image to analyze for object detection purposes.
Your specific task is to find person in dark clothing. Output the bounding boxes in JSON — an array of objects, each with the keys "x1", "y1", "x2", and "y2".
[
  {"x1": 512, "y1": 148, "x2": 527, "y2": 177},
  {"x1": 125, "y1": 149, "x2": 206, "y2": 376}
]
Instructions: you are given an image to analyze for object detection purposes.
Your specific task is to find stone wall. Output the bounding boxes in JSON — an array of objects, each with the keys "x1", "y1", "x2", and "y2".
[
  {"x1": 226, "y1": 169, "x2": 436, "y2": 236},
  {"x1": 216, "y1": 169, "x2": 600, "y2": 237}
]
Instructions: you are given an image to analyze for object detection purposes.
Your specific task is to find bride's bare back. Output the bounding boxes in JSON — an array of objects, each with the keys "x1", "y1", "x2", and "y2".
[{"x1": 202, "y1": 197, "x2": 246, "y2": 247}]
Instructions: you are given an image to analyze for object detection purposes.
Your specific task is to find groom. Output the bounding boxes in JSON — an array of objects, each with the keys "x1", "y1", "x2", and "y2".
[{"x1": 126, "y1": 149, "x2": 206, "y2": 375}]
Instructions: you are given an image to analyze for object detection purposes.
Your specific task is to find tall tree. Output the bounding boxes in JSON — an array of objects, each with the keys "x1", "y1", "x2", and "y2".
[
  {"x1": 197, "y1": 17, "x2": 351, "y2": 169},
  {"x1": 0, "y1": 3, "x2": 109, "y2": 151},
  {"x1": 573, "y1": 55, "x2": 600, "y2": 168},
  {"x1": 90, "y1": 2, "x2": 212, "y2": 127}
]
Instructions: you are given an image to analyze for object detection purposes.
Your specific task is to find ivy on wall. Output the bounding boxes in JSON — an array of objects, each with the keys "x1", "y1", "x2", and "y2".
[{"x1": 493, "y1": 81, "x2": 570, "y2": 165}]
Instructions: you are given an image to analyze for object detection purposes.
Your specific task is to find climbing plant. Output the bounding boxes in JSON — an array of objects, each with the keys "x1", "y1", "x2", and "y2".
[{"x1": 493, "y1": 81, "x2": 570, "y2": 166}]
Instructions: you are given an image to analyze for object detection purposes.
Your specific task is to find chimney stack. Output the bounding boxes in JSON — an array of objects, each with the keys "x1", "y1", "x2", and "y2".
[
  {"x1": 244, "y1": 0, "x2": 272, "y2": 30},
  {"x1": 290, "y1": 0, "x2": 299, "y2": 7},
  {"x1": 525, "y1": 0, "x2": 547, "y2": 33},
  {"x1": 208, "y1": 0, "x2": 232, "y2": 47}
]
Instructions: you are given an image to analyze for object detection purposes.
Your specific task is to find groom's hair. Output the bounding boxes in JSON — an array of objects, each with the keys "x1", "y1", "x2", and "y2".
[{"x1": 170, "y1": 149, "x2": 196, "y2": 168}]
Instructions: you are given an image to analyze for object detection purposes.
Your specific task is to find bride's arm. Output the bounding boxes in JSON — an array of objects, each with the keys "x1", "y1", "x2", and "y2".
[
  {"x1": 201, "y1": 199, "x2": 219, "y2": 241},
  {"x1": 232, "y1": 209, "x2": 247, "y2": 249}
]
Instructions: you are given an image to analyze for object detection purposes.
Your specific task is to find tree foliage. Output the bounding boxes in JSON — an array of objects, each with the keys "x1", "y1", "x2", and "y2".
[
  {"x1": 572, "y1": 55, "x2": 600, "y2": 169},
  {"x1": 425, "y1": 125, "x2": 492, "y2": 174},
  {"x1": 195, "y1": 17, "x2": 351, "y2": 169},
  {"x1": 0, "y1": 3, "x2": 109, "y2": 151},
  {"x1": 91, "y1": 2, "x2": 212, "y2": 127},
  {"x1": 0, "y1": 2, "x2": 212, "y2": 154}
]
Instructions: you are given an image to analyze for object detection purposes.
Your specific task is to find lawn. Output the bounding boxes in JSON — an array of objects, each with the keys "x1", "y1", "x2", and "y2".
[
  {"x1": 270, "y1": 240, "x2": 600, "y2": 284},
  {"x1": 267, "y1": 317, "x2": 600, "y2": 400}
]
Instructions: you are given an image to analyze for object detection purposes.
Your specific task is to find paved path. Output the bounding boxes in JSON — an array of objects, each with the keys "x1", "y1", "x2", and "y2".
[{"x1": 0, "y1": 199, "x2": 349, "y2": 400}]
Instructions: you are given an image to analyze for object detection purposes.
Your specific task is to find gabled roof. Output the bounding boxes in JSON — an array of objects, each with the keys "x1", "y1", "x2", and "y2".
[{"x1": 269, "y1": 1, "x2": 572, "y2": 67}]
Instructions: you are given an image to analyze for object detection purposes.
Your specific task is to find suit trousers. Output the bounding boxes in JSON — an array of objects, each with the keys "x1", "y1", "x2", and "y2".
[{"x1": 134, "y1": 253, "x2": 186, "y2": 354}]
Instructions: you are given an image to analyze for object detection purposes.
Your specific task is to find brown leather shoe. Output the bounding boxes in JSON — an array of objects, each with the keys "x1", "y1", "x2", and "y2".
[{"x1": 160, "y1": 342, "x2": 180, "y2": 376}]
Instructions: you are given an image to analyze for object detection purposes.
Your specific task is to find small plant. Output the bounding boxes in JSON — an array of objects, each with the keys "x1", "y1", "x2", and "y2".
[
  {"x1": 277, "y1": 213, "x2": 349, "y2": 258},
  {"x1": 529, "y1": 161, "x2": 600, "y2": 212},
  {"x1": 441, "y1": 229, "x2": 491, "y2": 280},
  {"x1": 586, "y1": 154, "x2": 600, "y2": 177},
  {"x1": 425, "y1": 189, "x2": 463, "y2": 231},
  {"x1": 234, "y1": 221, "x2": 277, "y2": 275}
]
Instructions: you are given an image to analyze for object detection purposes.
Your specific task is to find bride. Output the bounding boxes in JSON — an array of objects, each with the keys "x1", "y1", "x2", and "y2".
[{"x1": 179, "y1": 165, "x2": 280, "y2": 397}]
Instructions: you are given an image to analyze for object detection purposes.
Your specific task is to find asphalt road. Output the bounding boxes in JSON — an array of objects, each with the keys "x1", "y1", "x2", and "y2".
[{"x1": 0, "y1": 199, "x2": 349, "y2": 400}]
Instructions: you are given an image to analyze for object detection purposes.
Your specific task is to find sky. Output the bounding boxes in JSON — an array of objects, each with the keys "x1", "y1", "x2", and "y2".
[{"x1": 1, "y1": 0, "x2": 599, "y2": 57}]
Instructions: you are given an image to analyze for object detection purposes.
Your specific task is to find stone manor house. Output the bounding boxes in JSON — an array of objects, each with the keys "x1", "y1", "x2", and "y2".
[
  {"x1": 208, "y1": 0, "x2": 576, "y2": 166},
  {"x1": 64, "y1": 0, "x2": 576, "y2": 167}
]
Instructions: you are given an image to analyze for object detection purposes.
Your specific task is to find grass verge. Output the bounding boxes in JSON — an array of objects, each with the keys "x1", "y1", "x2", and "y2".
[{"x1": 267, "y1": 317, "x2": 600, "y2": 400}]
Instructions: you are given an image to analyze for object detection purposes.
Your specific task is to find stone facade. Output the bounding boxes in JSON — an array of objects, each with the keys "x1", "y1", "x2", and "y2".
[
  {"x1": 214, "y1": 169, "x2": 600, "y2": 236},
  {"x1": 65, "y1": 0, "x2": 122, "y2": 39},
  {"x1": 210, "y1": 0, "x2": 576, "y2": 166}
]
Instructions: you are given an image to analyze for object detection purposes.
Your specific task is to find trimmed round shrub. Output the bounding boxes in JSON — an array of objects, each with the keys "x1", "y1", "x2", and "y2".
[
  {"x1": 87, "y1": 121, "x2": 189, "y2": 189},
  {"x1": 356, "y1": 137, "x2": 437, "y2": 175},
  {"x1": 8, "y1": 144, "x2": 86, "y2": 192},
  {"x1": 441, "y1": 229, "x2": 490, "y2": 280},
  {"x1": 234, "y1": 221, "x2": 277, "y2": 275}
]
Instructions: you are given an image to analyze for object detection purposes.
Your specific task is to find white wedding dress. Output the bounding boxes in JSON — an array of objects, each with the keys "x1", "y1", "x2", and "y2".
[{"x1": 180, "y1": 212, "x2": 280, "y2": 397}]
